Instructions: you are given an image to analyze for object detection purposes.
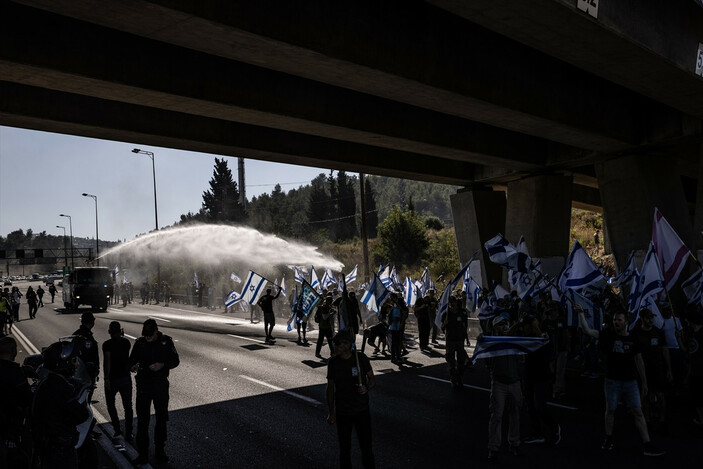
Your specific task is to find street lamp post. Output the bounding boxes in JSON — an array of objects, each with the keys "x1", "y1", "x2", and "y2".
[
  {"x1": 82, "y1": 193, "x2": 99, "y2": 265},
  {"x1": 132, "y1": 148, "x2": 160, "y2": 283},
  {"x1": 56, "y1": 225, "x2": 67, "y2": 268},
  {"x1": 59, "y1": 214, "x2": 74, "y2": 270}
]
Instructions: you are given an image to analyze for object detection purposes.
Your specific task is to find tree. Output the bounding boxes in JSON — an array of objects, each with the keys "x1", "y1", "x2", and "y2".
[
  {"x1": 422, "y1": 230, "x2": 459, "y2": 281},
  {"x1": 201, "y1": 158, "x2": 246, "y2": 223},
  {"x1": 336, "y1": 171, "x2": 357, "y2": 240},
  {"x1": 307, "y1": 174, "x2": 331, "y2": 239},
  {"x1": 327, "y1": 170, "x2": 339, "y2": 241},
  {"x1": 373, "y1": 206, "x2": 428, "y2": 267}
]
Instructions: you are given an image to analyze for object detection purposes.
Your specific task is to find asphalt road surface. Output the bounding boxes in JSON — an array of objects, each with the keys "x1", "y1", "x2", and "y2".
[{"x1": 7, "y1": 282, "x2": 703, "y2": 468}]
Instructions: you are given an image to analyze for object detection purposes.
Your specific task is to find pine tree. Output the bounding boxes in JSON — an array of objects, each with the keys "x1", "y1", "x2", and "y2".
[
  {"x1": 336, "y1": 171, "x2": 357, "y2": 240},
  {"x1": 307, "y1": 174, "x2": 330, "y2": 238},
  {"x1": 327, "y1": 170, "x2": 339, "y2": 241},
  {"x1": 201, "y1": 158, "x2": 246, "y2": 223}
]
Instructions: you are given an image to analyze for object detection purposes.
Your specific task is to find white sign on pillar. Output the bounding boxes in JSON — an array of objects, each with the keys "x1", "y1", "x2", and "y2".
[
  {"x1": 696, "y1": 44, "x2": 703, "y2": 77},
  {"x1": 577, "y1": 0, "x2": 599, "y2": 18}
]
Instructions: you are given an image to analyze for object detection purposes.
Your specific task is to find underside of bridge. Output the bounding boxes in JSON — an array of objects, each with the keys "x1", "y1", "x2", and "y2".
[{"x1": 2, "y1": 1, "x2": 703, "y2": 282}]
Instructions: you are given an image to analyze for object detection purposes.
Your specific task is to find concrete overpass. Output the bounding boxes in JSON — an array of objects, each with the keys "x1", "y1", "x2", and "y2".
[{"x1": 2, "y1": 0, "x2": 703, "y2": 282}]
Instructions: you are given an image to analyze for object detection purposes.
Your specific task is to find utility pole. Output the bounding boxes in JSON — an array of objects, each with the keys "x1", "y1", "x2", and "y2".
[
  {"x1": 359, "y1": 173, "x2": 370, "y2": 284},
  {"x1": 238, "y1": 157, "x2": 247, "y2": 209}
]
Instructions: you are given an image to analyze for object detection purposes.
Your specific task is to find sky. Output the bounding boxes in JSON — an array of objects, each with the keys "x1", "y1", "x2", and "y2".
[{"x1": 0, "y1": 126, "x2": 329, "y2": 243}]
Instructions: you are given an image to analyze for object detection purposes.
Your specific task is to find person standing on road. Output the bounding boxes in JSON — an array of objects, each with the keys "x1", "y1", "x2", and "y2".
[
  {"x1": 315, "y1": 295, "x2": 336, "y2": 359},
  {"x1": 326, "y1": 332, "x2": 376, "y2": 469},
  {"x1": 10, "y1": 287, "x2": 22, "y2": 322},
  {"x1": 258, "y1": 287, "x2": 281, "y2": 343},
  {"x1": 26, "y1": 286, "x2": 38, "y2": 319},
  {"x1": 73, "y1": 312, "x2": 100, "y2": 383},
  {"x1": 425, "y1": 289, "x2": 439, "y2": 345},
  {"x1": 0, "y1": 291, "x2": 12, "y2": 335},
  {"x1": 441, "y1": 296, "x2": 470, "y2": 388},
  {"x1": 578, "y1": 308, "x2": 665, "y2": 457},
  {"x1": 103, "y1": 321, "x2": 134, "y2": 442},
  {"x1": 129, "y1": 319, "x2": 180, "y2": 464},
  {"x1": 48, "y1": 283, "x2": 57, "y2": 303},
  {"x1": 36, "y1": 285, "x2": 45, "y2": 307}
]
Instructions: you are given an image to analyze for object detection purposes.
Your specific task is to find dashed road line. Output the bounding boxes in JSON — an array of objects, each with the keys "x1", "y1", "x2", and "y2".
[
  {"x1": 240, "y1": 374, "x2": 321, "y2": 406},
  {"x1": 227, "y1": 334, "x2": 267, "y2": 344}
]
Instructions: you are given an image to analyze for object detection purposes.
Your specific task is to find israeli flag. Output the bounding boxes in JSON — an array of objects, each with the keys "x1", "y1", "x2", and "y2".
[
  {"x1": 558, "y1": 241, "x2": 605, "y2": 292},
  {"x1": 310, "y1": 266, "x2": 321, "y2": 293},
  {"x1": 484, "y1": 234, "x2": 517, "y2": 266},
  {"x1": 114, "y1": 265, "x2": 119, "y2": 276},
  {"x1": 682, "y1": 267, "x2": 703, "y2": 305},
  {"x1": 403, "y1": 277, "x2": 418, "y2": 306},
  {"x1": 293, "y1": 266, "x2": 306, "y2": 284},
  {"x1": 345, "y1": 265, "x2": 358, "y2": 285},
  {"x1": 279, "y1": 276, "x2": 287, "y2": 298},
  {"x1": 653, "y1": 207, "x2": 690, "y2": 290},
  {"x1": 240, "y1": 271, "x2": 268, "y2": 305},
  {"x1": 463, "y1": 276, "x2": 481, "y2": 312},
  {"x1": 634, "y1": 296, "x2": 665, "y2": 329},
  {"x1": 516, "y1": 272, "x2": 538, "y2": 300},
  {"x1": 434, "y1": 259, "x2": 472, "y2": 329},
  {"x1": 420, "y1": 267, "x2": 435, "y2": 293},
  {"x1": 361, "y1": 273, "x2": 391, "y2": 313},
  {"x1": 194, "y1": 272, "x2": 199, "y2": 289},
  {"x1": 471, "y1": 336, "x2": 549, "y2": 364},
  {"x1": 608, "y1": 251, "x2": 636, "y2": 288},
  {"x1": 632, "y1": 242, "x2": 664, "y2": 312},
  {"x1": 224, "y1": 290, "x2": 241, "y2": 307},
  {"x1": 390, "y1": 266, "x2": 403, "y2": 292},
  {"x1": 414, "y1": 279, "x2": 425, "y2": 297},
  {"x1": 565, "y1": 289, "x2": 602, "y2": 330},
  {"x1": 379, "y1": 265, "x2": 392, "y2": 288},
  {"x1": 230, "y1": 272, "x2": 242, "y2": 283}
]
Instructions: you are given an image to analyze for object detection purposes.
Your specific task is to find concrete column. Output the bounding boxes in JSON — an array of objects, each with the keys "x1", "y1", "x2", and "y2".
[
  {"x1": 505, "y1": 174, "x2": 573, "y2": 278},
  {"x1": 450, "y1": 188, "x2": 506, "y2": 288},
  {"x1": 596, "y1": 153, "x2": 694, "y2": 270}
]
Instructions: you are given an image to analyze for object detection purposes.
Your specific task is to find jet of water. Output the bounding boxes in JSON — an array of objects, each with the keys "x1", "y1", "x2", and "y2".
[{"x1": 100, "y1": 224, "x2": 344, "y2": 272}]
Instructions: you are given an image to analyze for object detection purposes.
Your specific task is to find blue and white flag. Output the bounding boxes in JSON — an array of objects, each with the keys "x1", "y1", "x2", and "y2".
[
  {"x1": 379, "y1": 265, "x2": 392, "y2": 289},
  {"x1": 194, "y1": 272, "x2": 199, "y2": 289},
  {"x1": 472, "y1": 336, "x2": 549, "y2": 363},
  {"x1": 632, "y1": 242, "x2": 665, "y2": 312},
  {"x1": 478, "y1": 285, "x2": 498, "y2": 321},
  {"x1": 230, "y1": 272, "x2": 241, "y2": 283},
  {"x1": 463, "y1": 276, "x2": 481, "y2": 312},
  {"x1": 113, "y1": 265, "x2": 119, "y2": 276},
  {"x1": 323, "y1": 268, "x2": 338, "y2": 290},
  {"x1": 345, "y1": 265, "x2": 358, "y2": 285},
  {"x1": 608, "y1": 251, "x2": 636, "y2": 288},
  {"x1": 484, "y1": 234, "x2": 518, "y2": 266},
  {"x1": 361, "y1": 273, "x2": 391, "y2": 313},
  {"x1": 240, "y1": 271, "x2": 268, "y2": 305},
  {"x1": 516, "y1": 272, "x2": 539, "y2": 300},
  {"x1": 390, "y1": 266, "x2": 403, "y2": 292},
  {"x1": 634, "y1": 295, "x2": 665, "y2": 329},
  {"x1": 414, "y1": 279, "x2": 424, "y2": 297},
  {"x1": 558, "y1": 241, "x2": 605, "y2": 292},
  {"x1": 403, "y1": 277, "x2": 418, "y2": 307},
  {"x1": 279, "y1": 276, "x2": 287, "y2": 298},
  {"x1": 682, "y1": 267, "x2": 703, "y2": 305},
  {"x1": 224, "y1": 290, "x2": 241, "y2": 307},
  {"x1": 310, "y1": 266, "x2": 321, "y2": 293},
  {"x1": 420, "y1": 267, "x2": 435, "y2": 293},
  {"x1": 653, "y1": 208, "x2": 690, "y2": 290},
  {"x1": 565, "y1": 289, "x2": 602, "y2": 330},
  {"x1": 294, "y1": 280, "x2": 322, "y2": 319},
  {"x1": 434, "y1": 259, "x2": 473, "y2": 329},
  {"x1": 293, "y1": 266, "x2": 306, "y2": 284}
]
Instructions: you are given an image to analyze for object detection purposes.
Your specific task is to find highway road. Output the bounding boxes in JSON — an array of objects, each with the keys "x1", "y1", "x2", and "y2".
[{"x1": 6, "y1": 281, "x2": 701, "y2": 468}]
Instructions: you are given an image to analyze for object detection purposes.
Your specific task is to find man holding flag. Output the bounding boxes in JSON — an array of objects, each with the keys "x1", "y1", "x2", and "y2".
[{"x1": 258, "y1": 286, "x2": 282, "y2": 344}]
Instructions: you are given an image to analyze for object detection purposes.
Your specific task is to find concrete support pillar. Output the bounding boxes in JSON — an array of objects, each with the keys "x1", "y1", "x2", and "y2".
[
  {"x1": 596, "y1": 153, "x2": 694, "y2": 270},
  {"x1": 505, "y1": 174, "x2": 573, "y2": 278},
  {"x1": 450, "y1": 188, "x2": 506, "y2": 288}
]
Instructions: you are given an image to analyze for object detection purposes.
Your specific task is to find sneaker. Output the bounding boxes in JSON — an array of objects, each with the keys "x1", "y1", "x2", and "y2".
[
  {"x1": 524, "y1": 436, "x2": 546, "y2": 445},
  {"x1": 601, "y1": 436, "x2": 614, "y2": 451},
  {"x1": 643, "y1": 442, "x2": 665, "y2": 457},
  {"x1": 315, "y1": 353, "x2": 322, "y2": 359},
  {"x1": 487, "y1": 450, "x2": 498, "y2": 462},
  {"x1": 553, "y1": 425, "x2": 562, "y2": 446}
]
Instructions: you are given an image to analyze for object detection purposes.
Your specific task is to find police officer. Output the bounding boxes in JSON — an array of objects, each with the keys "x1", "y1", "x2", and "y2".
[
  {"x1": 73, "y1": 312, "x2": 100, "y2": 383},
  {"x1": 129, "y1": 319, "x2": 180, "y2": 464}
]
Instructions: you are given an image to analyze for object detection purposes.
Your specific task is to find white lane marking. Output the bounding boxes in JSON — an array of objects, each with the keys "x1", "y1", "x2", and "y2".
[
  {"x1": 124, "y1": 334, "x2": 137, "y2": 340},
  {"x1": 227, "y1": 334, "x2": 267, "y2": 344},
  {"x1": 240, "y1": 374, "x2": 321, "y2": 406},
  {"x1": 12, "y1": 326, "x2": 41, "y2": 354},
  {"x1": 149, "y1": 316, "x2": 171, "y2": 322},
  {"x1": 418, "y1": 375, "x2": 578, "y2": 411}
]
